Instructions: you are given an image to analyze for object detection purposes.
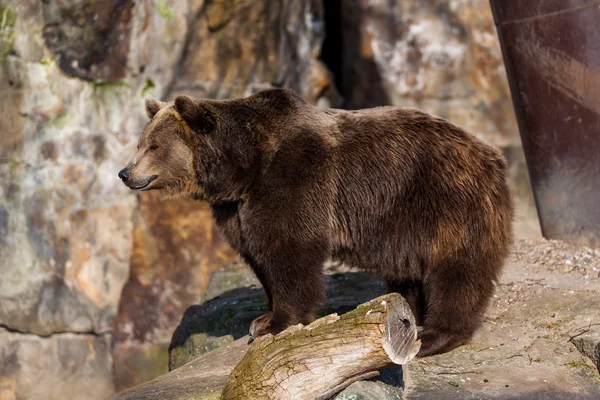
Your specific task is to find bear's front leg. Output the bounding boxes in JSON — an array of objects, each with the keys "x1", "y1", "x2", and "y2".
[
  {"x1": 244, "y1": 235, "x2": 329, "y2": 341},
  {"x1": 247, "y1": 253, "x2": 327, "y2": 340},
  {"x1": 238, "y1": 184, "x2": 332, "y2": 341}
]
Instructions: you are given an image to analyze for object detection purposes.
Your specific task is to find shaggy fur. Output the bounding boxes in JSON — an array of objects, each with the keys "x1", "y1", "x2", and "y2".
[{"x1": 119, "y1": 88, "x2": 513, "y2": 357}]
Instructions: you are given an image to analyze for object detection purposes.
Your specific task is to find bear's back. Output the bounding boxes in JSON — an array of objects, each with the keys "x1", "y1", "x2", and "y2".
[{"x1": 323, "y1": 106, "x2": 512, "y2": 276}]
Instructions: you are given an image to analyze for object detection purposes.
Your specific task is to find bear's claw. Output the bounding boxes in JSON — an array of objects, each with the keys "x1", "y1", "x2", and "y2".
[{"x1": 248, "y1": 312, "x2": 274, "y2": 342}]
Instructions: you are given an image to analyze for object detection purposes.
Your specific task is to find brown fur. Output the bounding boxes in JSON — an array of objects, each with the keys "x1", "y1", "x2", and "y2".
[{"x1": 120, "y1": 88, "x2": 513, "y2": 357}]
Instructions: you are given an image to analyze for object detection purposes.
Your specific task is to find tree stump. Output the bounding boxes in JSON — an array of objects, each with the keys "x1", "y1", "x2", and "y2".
[{"x1": 109, "y1": 293, "x2": 419, "y2": 400}]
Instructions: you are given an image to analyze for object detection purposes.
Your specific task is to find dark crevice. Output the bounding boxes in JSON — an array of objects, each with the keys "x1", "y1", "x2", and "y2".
[
  {"x1": 319, "y1": 0, "x2": 345, "y2": 98},
  {"x1": 319, "y1": 0, "x2": 391, "y2": 109}
]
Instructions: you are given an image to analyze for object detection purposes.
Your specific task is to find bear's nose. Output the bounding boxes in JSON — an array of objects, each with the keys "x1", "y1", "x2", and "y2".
[{"x1": 118, "y1": 168, "x2": 130, "y2": 182}]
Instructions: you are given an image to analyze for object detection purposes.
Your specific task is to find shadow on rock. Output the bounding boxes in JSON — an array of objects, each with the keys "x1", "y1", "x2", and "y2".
[
  {"x1": 169, "y1": 271, "x2": 387, "y2": 370},
  {"x1": 169, "y1": 286, "x2": 267, "y2": 369}
]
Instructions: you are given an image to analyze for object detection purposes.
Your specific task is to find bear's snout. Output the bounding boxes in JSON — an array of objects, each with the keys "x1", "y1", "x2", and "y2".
[{"x1": 118, "y1": 168, "x2": 130, "y2": 183}]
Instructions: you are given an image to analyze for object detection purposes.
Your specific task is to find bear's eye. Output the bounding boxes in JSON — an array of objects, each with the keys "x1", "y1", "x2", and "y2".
[{"x1": 149, "y1": 144, "x2": 159, "y2": 151}]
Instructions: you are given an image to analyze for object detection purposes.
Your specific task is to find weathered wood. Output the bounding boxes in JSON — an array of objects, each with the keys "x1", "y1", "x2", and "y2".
[
  {"x1": 109, "y1": 293, "x2": 419, "y2": 400},
  {"x1": 222, "y1": 293, "x2": 420, "y2": 400}
]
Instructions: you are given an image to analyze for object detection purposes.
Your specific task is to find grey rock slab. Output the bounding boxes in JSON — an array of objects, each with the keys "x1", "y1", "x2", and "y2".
[
  {"x1": 334, "y1": 380, "x2": 404, "y2": 400},
  {"x1": 110, "y1": 337, "x2": 250, "y2": 400},
  {"x1": 0, "y1": 328, "x2": 114, "y2": 400},
  {"x1": 572, "y1": 327, "x2": 600, "y2": 373}
]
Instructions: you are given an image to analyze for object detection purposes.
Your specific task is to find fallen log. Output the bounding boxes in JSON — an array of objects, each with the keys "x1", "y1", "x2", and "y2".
[{"x1": 109, "y1": 293, "x2": 420, "y2": 400}]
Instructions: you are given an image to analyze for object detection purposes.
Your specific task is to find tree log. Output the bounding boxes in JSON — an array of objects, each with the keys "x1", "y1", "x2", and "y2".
[
  {"x1": 109, "y1": 293, "x2": 419, "y2": 400},
  {"x1": 222, "y1": 293, "x2": 420, "y2": 399}
]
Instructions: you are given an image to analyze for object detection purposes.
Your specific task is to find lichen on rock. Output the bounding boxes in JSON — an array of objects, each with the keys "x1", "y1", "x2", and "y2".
[{"x1": 0, "y1": 3, "x2": 17, "y2": 60}]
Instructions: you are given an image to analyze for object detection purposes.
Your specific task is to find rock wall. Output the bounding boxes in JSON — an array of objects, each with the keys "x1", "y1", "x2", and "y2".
[
  {"x1": 112, "y1": 195, "x2": 238, "y2": 391},
  {"x1": 0, "y1": 0, "x2": 333, "y2": 398},
  {"x1": 1, "y1": 0, "x2": 194, "y2": 398},
  {"x1": 0, "y1": 0, "x2": 539, "y2": 398},
  {"x1": 0, "y1": 330, "x2": 114, "y2": 400},
  {"x1": 1, "y1": 0, "x2": 183, "y2": 397}
]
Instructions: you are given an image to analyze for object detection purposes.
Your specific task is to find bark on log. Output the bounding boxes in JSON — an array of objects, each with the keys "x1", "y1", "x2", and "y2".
[
  {"x1": 109, "y1": 293, "x2": 419, "y2": 400},
  {"x1": 222, "y1": 293, "x2": 420, "y2": 399}
]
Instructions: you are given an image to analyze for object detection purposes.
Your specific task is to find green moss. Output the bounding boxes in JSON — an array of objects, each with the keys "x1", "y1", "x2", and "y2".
[
  {"x1": 140, "y1": 77, "x2": 156, "y2": 97},
  {"x1": 51, "y1": 112, "x2": 73, "y2": 128},
  {"x1": 82, "y1": 24, "x2": 97, "y2": 44},
  {"x1": 89, "y1": 79, "x2": 131, "y2": 92},
  {"x1": 0, "y1": 4, "x2": 16, "y2": 26},
  {"x1": 0, "y1": 3, "x2": 17, "y2": 60},
  {"x1": 39, "y1": 57, "x2": 55, "y2": 66},
  {"x1": 546, "y1": 319, "x2": 567, "y2": 329},
  {"x1": 9, "y1": 159, "x2": 23, "y2": 173},
  {"x1": 216, "y1": 308, "x2": 238, "y2": 330},
  {"x1": 241, "y1": 305, "x2": 266, "y2": 313},
  {"x1": 154, "y1": 0, "x2": 174, "y2": 21},
  {"x1": 567, "y1": 360, "x2": 588, "y2": 369}
]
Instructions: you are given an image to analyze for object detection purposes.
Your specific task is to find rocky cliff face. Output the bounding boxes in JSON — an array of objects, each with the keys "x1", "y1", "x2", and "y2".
[
  {"x1": 0, "y1": 1, "x2": 189, "y2": 397},
  {"x1": 0, "y1": 0, "x2": 332, "y2": 398},
  {"x1": 0, "y1": 0, "x2": 537, "y2": 398}
]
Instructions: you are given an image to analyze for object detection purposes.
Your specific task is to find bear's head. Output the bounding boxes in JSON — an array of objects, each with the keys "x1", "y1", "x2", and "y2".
[
  {"x1": 119, "y1": 94, "x2": 260, "y2": 202},
  {"x1": 118, "y1": 95, "x2": 218, "y2": 200}
]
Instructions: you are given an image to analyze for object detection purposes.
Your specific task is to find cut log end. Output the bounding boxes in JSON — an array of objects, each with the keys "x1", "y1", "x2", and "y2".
[{"x1": 384, "y1": 296, "x2": 421, "y2": 364}]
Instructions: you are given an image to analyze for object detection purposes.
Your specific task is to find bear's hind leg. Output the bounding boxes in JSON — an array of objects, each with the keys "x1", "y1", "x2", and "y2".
[
  {"x1": 418, "y1": 258, "x2": 497, "y2": 357},
  {"x1": 386, "y1": 278, "x2": 426, "y2": 325}
]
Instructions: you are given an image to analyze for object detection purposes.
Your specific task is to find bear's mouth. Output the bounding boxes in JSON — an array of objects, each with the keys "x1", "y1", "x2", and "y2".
[{"x1": 129, "y1": 175, "x2": 158, "y2": 190}]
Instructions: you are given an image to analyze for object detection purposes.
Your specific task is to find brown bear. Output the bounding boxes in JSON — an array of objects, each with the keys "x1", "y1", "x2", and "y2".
[{"x1": 119, "y1": 88, "x2": 513, "y2": 357}]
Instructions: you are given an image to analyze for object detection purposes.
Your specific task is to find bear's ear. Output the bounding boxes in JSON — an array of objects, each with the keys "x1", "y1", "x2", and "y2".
[
  {"x1": 145, "y1": 97, "x2": 165, "y2": 119},
  {"x1": 174, "y1": 95, "x2": 216, "y2": 133}
]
